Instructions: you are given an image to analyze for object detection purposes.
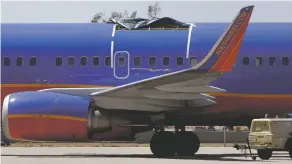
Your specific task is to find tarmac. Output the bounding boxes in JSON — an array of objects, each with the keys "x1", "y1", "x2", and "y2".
[{"x1": 1, "y1": 147, "x2": 291, "y2": 164}]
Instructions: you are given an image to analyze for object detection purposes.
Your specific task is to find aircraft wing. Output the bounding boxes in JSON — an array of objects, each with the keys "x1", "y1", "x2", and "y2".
[
  {"x1": 89, "y1": 6, "x2": 254, "y2": 111},
  {"x1": 40, "y1": 6, "x2": 254, "y2": 112}
]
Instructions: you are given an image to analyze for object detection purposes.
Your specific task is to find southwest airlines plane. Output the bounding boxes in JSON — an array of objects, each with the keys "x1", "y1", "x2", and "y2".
[{"x1": 1, "y1": 6, "x2": 292, "y2": 157}]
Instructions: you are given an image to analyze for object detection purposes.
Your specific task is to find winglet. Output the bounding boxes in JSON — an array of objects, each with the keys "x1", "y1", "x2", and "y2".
[{"x1": 195, "y1": 5, "x2": 254, "y2": 72}]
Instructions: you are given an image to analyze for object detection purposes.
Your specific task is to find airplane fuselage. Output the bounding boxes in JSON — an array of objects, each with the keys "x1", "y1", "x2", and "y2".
[{"x1": 1, "y1": 22, "x2": 292, "y2": 127}]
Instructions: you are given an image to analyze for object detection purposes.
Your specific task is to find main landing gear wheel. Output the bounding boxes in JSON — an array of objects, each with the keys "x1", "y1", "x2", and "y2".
[
  {"x1": 175, "y1": 131, "x2": 200, "y2": 156},
  {"x1": 150, "y1": 131, "x2": 176, "y2": 158},
  {"x1": 257, "y1": 149, "x2": 273, "y2": 160},
  {"x1": 149, "y1": 130, "x2": 201, "y2": 158}
]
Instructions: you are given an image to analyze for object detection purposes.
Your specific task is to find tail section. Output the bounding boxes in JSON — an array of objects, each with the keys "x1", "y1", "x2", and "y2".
[{"x1": 196, "y1": 5, "x2": 254, "y2": 72}]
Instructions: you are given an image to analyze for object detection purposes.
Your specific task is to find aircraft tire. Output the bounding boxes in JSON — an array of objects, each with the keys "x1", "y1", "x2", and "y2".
[
  {"x1": 150, "y1": 131, "x2": 176, "y2": 158},
  {"x1": 257, "y1": 149, "x2": 272, "y2": 160},
  {"x1": 175, "y1": 131, "x2": 200, "y2": 156},
  {"x1": 289, "y1": 150, "x2": 292, "y2": 158}
]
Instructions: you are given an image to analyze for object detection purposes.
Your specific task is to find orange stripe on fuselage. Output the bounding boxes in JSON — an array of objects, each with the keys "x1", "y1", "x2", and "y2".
[{"x1": 8, "y1": 114, "x2": 87, "y2": 122}]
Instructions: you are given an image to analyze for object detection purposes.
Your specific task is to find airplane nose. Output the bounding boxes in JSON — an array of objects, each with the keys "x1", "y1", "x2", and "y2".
[{"x1": 2, "y1": 94, "x2": 11, "y2": 139}]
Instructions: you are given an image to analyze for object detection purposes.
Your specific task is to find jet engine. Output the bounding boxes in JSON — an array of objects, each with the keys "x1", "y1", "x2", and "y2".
[{"x1": 1, "y1": 91, "x2": 129, "y2": 141}]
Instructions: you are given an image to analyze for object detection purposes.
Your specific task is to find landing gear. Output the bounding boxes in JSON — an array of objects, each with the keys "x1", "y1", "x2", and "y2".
[
  {"x1": 175, "y1": 131, "x2": 200, "y2": 156},
  {"x1": 149, "y1": 125, "x2": 200, "y2": 158},
  {"x1": 257, "y1": 149, "x2": 273, "y2": 160},
  {"x1": 150, "y1": 131, "x2": 176, "y2": 157}
]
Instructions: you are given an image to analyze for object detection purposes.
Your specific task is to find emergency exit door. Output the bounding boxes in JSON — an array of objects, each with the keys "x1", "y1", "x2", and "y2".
[{"x1": 113, "y1": 51, "x2": 130, "y2": 79}]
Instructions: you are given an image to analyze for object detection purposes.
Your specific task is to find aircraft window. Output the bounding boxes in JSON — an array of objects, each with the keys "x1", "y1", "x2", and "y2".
[
  {"x1": 134, "y1": 56, "x2": 141, "y2": 67},
  {"x1": 163, "y1": 57, "x2": 170, "y2": 66},
  {"x1": 149, "y1": 57, "x2": 156, "y2": 66},
  {"x1": 105, "y1": 56, "x2": 111, "y2": 66},
  {"x1": 30, "y1": 57, "x2": 37, "y2": 66},
  {"x1": 282, "y1": 57, "x2": 289, "y2": 66},
  {"x1": 16, "y1": 57, "x2": 24, "y2": 66},
  {"x1": 177, "y1": 57, "x2": 184, "y2": 66},
  {"x1": 4, "y1": 57, "x2": 10, "y2": 66},
  {"x1": 80, "y1": 56, "x2": 87, "y2": 66},
  {"x1": 93, "y1": 56, "x2": 100, "y2": 67},
  {"x1": 56, "y1": 57, "x2": 63, "y2": 66},
  {"x1": 242, "y1": 57, "x2": 249, "y2": 65},
  {"x1": 256, "y1": 57, "x2": 262, "y2": 66},
  {"x1": 68, "y1": 56, "x2": 75, "y2": 66},
  {"x1": 269, "y1": 57, "x2": 276, "y2": 66},
  {"x1": 190, "y1": 57, "x2": 198, "y2": 66},
  {"x1": 118, "y1": 56, "x2": 126, "y2": 67}
]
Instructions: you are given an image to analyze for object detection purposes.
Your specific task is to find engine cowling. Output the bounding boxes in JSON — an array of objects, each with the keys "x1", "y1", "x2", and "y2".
[{"x1": 2, "y1": 91, "x2": 129, "y2": 141}]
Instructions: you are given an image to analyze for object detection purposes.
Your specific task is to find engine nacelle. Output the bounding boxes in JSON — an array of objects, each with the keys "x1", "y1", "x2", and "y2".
[{"x1": 2, "y1": 91, "x2": 129, "y2": 141}]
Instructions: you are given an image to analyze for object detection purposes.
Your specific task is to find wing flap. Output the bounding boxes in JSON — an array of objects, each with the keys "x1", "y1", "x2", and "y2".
[
  {"x1": 190, "y1": 99, "x2": 218, "y2": 108},
  {"x1": 156, "y1": 85, "x2": 225, "y2": 93},
  {"x1": 139, "y1": 89, "x2": 215, "y2": 100},
  {"x1": 155, "y1": 73, "x2": 225, "y2": 93}
]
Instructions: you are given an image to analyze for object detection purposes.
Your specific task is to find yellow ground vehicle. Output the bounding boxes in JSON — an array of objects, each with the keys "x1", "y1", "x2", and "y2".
[{"x1": 248, "y1": 116, "x2": 292, "y2": 160}]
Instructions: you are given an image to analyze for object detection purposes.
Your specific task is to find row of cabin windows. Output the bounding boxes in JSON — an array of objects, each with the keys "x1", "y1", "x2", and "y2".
[
  {"x1": 60, "y1": 56, "x2": 191, "y2": 67},
  {"x1": 3, "y1": 56, "x2": 291, "y2": 67},
  {"x1": 3, "y1": 57, "x2": 36, "y2": 67},
  {"x1": 242, "y1": 57, "x2": 290, "y2": 66},
  {"x1": 3, "y1": 56, "x2": 198, "y2": 67}
]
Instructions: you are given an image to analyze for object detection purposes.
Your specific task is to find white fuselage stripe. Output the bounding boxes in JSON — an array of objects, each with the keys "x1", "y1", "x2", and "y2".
[
  {"x1": 112, "y1": 24, "x2": 116, "y2": 37},
  {"x1": 186, "y1": 24, "x2": 195, "y2": 58},
  {"x1": 111, "y1": 41, "x2": 114, "y2": 68},
  {"x1": 111, "y1": 24, "x2": 116, "y2": 68}
]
